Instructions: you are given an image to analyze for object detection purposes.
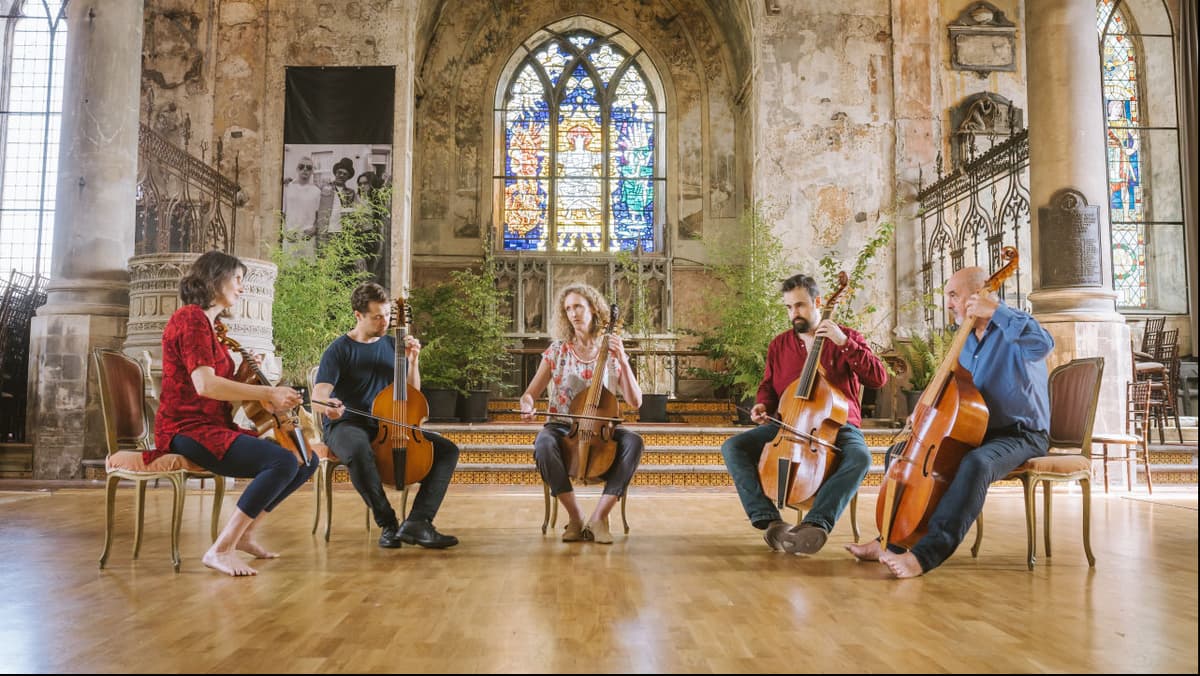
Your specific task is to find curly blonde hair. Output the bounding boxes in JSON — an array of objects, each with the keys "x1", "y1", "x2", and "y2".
[{"x1": 551, "y1": 283, "x2": 611, "y2": 343}]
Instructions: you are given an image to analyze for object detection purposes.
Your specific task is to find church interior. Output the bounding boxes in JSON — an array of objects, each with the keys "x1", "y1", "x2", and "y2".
[{"x1": 0, "y1": 0, "x2": 1196, "y2": 672}]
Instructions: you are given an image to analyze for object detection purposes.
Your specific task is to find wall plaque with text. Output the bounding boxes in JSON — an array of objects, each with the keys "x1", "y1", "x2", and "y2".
[{"x1": 1038, "y1": 189, "x2": 1103, "y2": 288}]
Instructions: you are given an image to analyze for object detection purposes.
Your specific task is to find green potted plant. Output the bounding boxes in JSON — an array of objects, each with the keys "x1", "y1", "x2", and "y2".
[
  {"x1": 688, "y1": 203, "x2": 789, "y2": 423},
  {"x1": 269, "y1": 193, "x2": 382, "y2": 389},
  {"x1": 615, "y1": 247, "x2": 671, "y2": 422},
  {"x1": 409, "y1": 240, "x2": 513, "y2": 422},
  {"x1": 892, "y1": 287, "x2": 954, "y2": 415}
]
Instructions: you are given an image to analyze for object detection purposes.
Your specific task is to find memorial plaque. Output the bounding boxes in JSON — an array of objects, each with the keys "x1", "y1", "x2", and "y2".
[{"x1": 1038, "y1": 189, "x2": 1102, "y2": 288}]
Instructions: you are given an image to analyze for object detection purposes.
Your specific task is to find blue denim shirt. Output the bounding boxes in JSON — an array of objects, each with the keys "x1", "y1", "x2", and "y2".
[{"x1": 960, "y1": 303, "x2": 1054, "y2": 433}]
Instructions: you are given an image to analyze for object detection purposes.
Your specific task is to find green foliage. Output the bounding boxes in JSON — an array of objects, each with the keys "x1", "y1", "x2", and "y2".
[
  {"x1": 817, "y1": 219, "x2": 894, "y2": 333},
  {"x1": 409, "y1": 235, "x2": 513, "y2": 394},
  {"x1": 688, "y1": 203, "x2": 790, "y2": 401},
  {"x1": 892, "y1": 286, "x2": 954, "y2": 392},
  {"x1": 892, "y1": 325, "x2": 956, "y2": 392},
  {"x1": 269, "y1": 193, "x2": 385, "y2": 385}
]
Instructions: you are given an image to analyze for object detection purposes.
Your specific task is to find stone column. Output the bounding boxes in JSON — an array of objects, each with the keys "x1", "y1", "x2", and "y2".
[
  {"x1": 27, "y1": 0, "x2": 144, "y2": 478},
  {"x1": 1024, "y1": 0, "x2": 1130, "y2": 438},
  {"x1": 390, "y1": 2, "x2": 418, "y2": 292}
]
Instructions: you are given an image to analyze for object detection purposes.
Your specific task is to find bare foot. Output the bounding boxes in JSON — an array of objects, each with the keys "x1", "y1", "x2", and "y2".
[
  {"x1": 879, "y1": 551, "x2": 924, "y2": 579},
  {"x1": 203, "y1": 549, "x2": 258, "y2": 577},
  {"x1": 236, "y1": 539, "x2": 279, "y2": 559},
  {"x1": 845, "y1": 540, "x2": 885, "y2": 561}
]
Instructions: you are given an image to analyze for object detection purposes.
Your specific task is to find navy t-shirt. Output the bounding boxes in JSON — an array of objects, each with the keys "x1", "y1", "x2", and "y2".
[{"x1": 315, "y1": 333, "x2": 396, "y2": 432}]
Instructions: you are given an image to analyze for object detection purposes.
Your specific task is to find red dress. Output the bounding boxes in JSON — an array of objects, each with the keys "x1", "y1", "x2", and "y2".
[{"x1": 151, "y1": 304, "x2": 253, "y2": 464}]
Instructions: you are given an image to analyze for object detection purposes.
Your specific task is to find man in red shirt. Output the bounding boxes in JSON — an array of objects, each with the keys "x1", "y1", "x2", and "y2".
[{"x1": 720, "y1": 273, "x2": 888, "y2": 554}]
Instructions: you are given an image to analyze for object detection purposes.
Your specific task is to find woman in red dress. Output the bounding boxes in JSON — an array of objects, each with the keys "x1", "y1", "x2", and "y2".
[{"x1": 155, "y1": 251, "x2": 318, "y2": 576}]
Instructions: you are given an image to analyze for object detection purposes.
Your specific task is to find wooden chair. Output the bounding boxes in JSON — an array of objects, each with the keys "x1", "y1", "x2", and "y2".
[
  {"x1": 972, "y1": 357, "x2": 1104, "y2": 570},
  {"x1": 94, "y1": 348, "x2": 225, "y2": 572},
  {"x1": 1092, "y1": 381, "x2": 1153, "y2": 494},
  {"x1": 307, "y1": 366, "x2": 410, "y2": 541},
  {"x1": 793, "y1": 493, "x2": 860, "y2": 543}
]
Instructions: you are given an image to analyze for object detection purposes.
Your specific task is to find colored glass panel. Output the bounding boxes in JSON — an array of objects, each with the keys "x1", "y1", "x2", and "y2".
[
  {"x1": 501, "y1": 29, "x2": 659, "y2": 253},
  {"x1": 1098, "y1": 1, "x2": 1146, "y2": 307}
]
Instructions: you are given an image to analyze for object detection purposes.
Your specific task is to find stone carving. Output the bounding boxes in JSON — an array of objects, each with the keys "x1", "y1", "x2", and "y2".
[
  {"x1": 950, "y1": 92, "x2": 1022, "y2": 166},
  {"x1": 1037, "y1": 189, "x2": 1102, "y2": 289},
  {"x1": 948, "y1": 2, "x2": 1016, "y2": 76}
]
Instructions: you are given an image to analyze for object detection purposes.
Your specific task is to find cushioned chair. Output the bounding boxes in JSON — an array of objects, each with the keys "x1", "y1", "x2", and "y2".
[
  {"x1": 94, "y1": 348, "x2": 225, "y2": 572},
  {"x1": 307, "y1": 366, "x2": 410, "y2": 541},
  {"x1": 971, "y1": 357, "x2": 1104, "y2": 570}
]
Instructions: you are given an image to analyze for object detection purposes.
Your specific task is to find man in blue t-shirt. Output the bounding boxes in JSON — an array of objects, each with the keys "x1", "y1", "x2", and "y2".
[
  {"x1": 848, "y1": 265, "x2": 1054, "y2": 577},
  {"x1": 313, "y1": 282, "x2": 460, "y2": 549}
]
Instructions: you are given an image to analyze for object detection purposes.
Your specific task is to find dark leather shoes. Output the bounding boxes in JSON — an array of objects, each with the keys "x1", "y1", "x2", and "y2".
[
  {"x1": 763, "y1": 520, "x2": 790, "y2": 552},
  {"x1": 378, "y1": 525, "x2": 404, "y2": 549},
  {"x1": 397, "y1": 519, "x2": 459, "y2": 549},
  {"x1": 780, "y1": 522, "x2": 828, "y2": 555}
]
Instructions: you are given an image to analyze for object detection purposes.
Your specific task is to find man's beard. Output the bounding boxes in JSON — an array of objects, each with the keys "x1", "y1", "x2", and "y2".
[{"x1": 792, "y1": 317, "x2": 811, "y2": 335}]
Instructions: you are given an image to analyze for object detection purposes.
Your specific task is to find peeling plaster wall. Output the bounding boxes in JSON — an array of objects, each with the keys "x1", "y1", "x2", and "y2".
[
  {"x1": 751, "y1": 1, "x2": 897, "y2": 345},
  {"x1": 412, "y1": 0, "x2": 745, "y2": 271}
]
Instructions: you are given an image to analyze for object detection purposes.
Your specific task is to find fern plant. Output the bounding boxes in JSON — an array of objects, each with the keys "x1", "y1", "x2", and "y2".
[{"x1": 892, "y1": 326, "x2": 956, "y2": 392}]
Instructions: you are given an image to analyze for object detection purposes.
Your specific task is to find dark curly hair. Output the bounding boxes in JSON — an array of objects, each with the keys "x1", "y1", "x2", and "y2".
[
  {"x1": 351, "y1": 282, "x2": 390, "y2": 313},
  {"x1": 179, "y1": 251, "x2": 246, "y2": 307},
  {"x1": 780, "y1": 273, "x2": 819, "y2": 299}
]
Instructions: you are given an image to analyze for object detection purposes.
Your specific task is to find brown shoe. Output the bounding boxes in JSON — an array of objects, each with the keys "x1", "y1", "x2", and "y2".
[
  {"x1": 780, "y1": 522, "x2": 828, "y2": 555},
  {"x1": 585, "y1": 518, "x2": 613, "y2": 544},
  {"x1": 562, "y1": 520, "x2": 587, "y2": 542},
  {"x1": 763, "y1": 520, "x2": 789, "y2": 552}
]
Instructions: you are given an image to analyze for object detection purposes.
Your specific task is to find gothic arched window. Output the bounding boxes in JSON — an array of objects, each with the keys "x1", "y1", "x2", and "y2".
[
  {"x1": 0, "y1": 0, "x2": 66, "y2": 278},
  {"x1": 497, "y1": 25, "x2": 665, "y2": 253},
  {"x1": 1097, "y1": 0, "x2": 1187, "y2": 312}
]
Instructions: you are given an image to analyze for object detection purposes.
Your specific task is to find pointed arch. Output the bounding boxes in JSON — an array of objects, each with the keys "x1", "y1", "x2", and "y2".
[{"x1": 494, "y1": 17, "x2": 666, "y2": 254}]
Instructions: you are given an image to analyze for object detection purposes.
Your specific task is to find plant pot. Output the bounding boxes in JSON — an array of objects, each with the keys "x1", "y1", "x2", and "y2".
[
  {"x1": 457, "y1": 389, "x2": 491, "y2": 423},
  {"x1": 903, "y1": 389, "x2": 923, "y2": 415},
  {"x1": 638, "y1": 393, "x2": 669, "y2": 423},
  {"x1": 423, "y1": 387, "x2": 459, "y2": 422}
]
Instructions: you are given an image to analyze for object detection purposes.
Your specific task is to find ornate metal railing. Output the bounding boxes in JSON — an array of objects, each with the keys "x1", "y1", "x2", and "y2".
[
  {"x1": 916, "y1": 128, "x2": 1032, "y2": 326},
  {"x1": 135, "y1": 123, "x2": 243, "y2": 254},
  {"x1": 0, "y1": 270, "x2": 48, "y2": 442}
]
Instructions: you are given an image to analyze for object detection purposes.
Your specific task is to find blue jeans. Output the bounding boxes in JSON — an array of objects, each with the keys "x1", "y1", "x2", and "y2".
[
  {"x1": 534, "y1": 423, "x2": 644, "y2": 497},
  {"x1": 171, "y1": 433, "x2": 319, "y2": 519},
  {"x1": 884, "y1": 424, "x2": 1048, "y2": 572},
  {"x1": 720, "y1": 423, "x2": 871, "y2": 532},
  {"x1": 325, "y1": 422, "x2": 460, "y2": 527}
]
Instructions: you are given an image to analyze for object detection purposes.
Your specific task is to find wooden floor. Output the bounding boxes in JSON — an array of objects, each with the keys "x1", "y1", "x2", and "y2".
[{"x1": 0, "y1": 483, "x2": 1196, "y2": 673}]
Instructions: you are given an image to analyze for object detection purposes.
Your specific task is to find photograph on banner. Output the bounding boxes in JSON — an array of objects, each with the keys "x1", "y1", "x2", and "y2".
[{"x1": 282, "y1": 66, "x2": 395, "y2": 287}]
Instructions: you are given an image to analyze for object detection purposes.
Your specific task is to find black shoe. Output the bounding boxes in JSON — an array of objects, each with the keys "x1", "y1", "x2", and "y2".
[
  {"x1": 397, "y1": 519, "x2": 459, "y2": 549},
  {"x1": 780, "y1": 522, "x2": 829, "y2": 555},
  {"x1": 763, "y1": 520, "x2": 790, "y2": 552},
  {"x1": 378, "y1": 525, "x2": 404, "y2": 549}
]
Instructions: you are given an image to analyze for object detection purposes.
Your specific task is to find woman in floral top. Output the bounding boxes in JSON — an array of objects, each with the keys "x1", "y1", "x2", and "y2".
[
  {"x1": 519, "y1": 283, "x2": 644, "y2": 544},
  {"x1": 156, "y1": 251, "x2": 318, "y2": 576}
]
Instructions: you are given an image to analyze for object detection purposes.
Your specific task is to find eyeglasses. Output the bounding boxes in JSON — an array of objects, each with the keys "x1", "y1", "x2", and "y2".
[{"x1": 298, "y1": 164, "x2": 313, "y2": 170}]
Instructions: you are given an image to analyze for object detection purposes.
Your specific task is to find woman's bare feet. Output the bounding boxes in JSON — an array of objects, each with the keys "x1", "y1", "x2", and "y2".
[
  {"x1": 203, "y1": 549, "x2": 258, "y2": 576},
  {"x1": 879, "y1": 551, "x2": 924, "y2": 578},
  {"x1": 845, "y1": 539, "x2": 885, "y2": 561},
  {"x1": 235, "y1": 538, "x2": 279, "y2": 559}
]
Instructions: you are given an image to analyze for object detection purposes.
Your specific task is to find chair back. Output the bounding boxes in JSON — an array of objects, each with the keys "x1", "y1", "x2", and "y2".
[
  {"x1": 1047, "y1": 357, "x2": 1105, "y2": 458},
  {"x1": 93, "y1": 348, "x2": 154, "y2": 455},
  {"x1": 1139, "y1": 316, "x2": 1165, "y2": 354},
  {"x1": 1125, "y1": 380, "x2": 1152, "y2": 436}
]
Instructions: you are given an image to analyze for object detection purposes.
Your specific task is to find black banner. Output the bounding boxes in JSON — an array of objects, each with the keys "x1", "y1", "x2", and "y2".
[{"x1": 284, "y1": 67, "x2": 395, "y2": 144}]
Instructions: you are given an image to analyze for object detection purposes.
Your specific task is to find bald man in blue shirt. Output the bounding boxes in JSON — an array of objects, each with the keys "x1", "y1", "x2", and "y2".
[{"x1": 848, "y1": 266, "x2": 1054, "y2": 577}]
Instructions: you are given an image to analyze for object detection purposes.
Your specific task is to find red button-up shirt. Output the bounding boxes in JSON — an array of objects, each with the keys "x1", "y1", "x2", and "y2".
[
  {"x1": 756, "y1": 325, "x2": 888, "y2": 427},
  {"x1": 151, "y1": 304, "x2": 253, "y2": 463}
]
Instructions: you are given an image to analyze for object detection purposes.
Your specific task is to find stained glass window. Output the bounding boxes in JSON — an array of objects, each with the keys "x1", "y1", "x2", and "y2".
[
  {"x1": 500, "y1": 30, "x2": 663, "y2": 253},
  {"x1": 1098, "y1": 0, "x2": 1145, "y2": 308},
  {"x1": 0, "y1": 1, "x2": 68, "y2": 279}
]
